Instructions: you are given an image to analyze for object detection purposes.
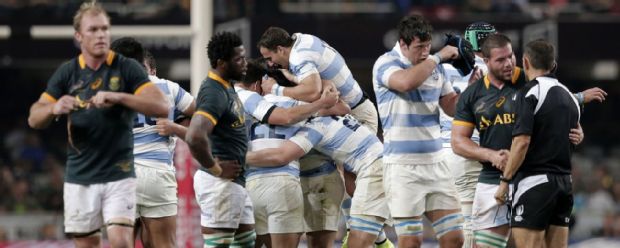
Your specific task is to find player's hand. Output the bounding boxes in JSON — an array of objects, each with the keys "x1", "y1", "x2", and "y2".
[
  {"x1": 319, "y1": 85, "x2": 339, "y2": 108},
  {"x1": 494, "y1": 181, "x2": 509, "y2": 205},
  {"x1": 581, "y1": 87, "x2": 607, "y2": 103},
  {"x1": 52, "y1": 95, "x2": 78, "y2": 115},
  {"x1": 437, "y1": 45, "x2": 459, "y2": 62},
  {"x1": 91, "y1": 91, "x2": 123, "y2": 108},
  {"x1": 155, "y1": 118, "x2": 176, "y2": 136},
  {"x1": 490, "y1": 149, "x2": 509, "y2": 171},
  {"x1": 217, "y1": 159, "x2": 242, "y2": 180},
  {"x1": 261, "y1": 76, "x2": 277, "y2": 95},
  {"x1": 468, "y1": 66, "x2": 483, "y2": 85},
  {"x1": 569, "y1": 123, "x2": 584, "y2": 145}
]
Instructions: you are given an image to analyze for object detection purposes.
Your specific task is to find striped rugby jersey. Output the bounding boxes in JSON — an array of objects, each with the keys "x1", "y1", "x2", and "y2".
[
  {"x1": 373, "y1": 43, "x2": 454, "y2": 164},
  {"x1": 439, "y1": 56, "x2": 486, "y2": 148},
  {"x1": 133, "y1": 75, "x2": 194, "y2": 171},
  {"x1": 289, "y1": 33, "x2": 365, "y2": 108}
]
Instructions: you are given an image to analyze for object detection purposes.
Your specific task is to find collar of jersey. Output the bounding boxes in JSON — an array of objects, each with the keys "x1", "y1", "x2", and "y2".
[
  {"x1": 208, "y1": 71, "x2": 231, "y2": 89},
  {"x1": 393, "y1": 42, "x2": 412, "y2": 66},
  {"x1": 484, "y1": 66, "x2": 521, "y2": 89},
  {"x1": 78, "y1": 51, "x2": 116, "y2": 70}
]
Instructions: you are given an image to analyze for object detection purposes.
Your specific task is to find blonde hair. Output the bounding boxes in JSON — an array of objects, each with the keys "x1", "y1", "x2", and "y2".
[{"x1": 73, "y1": 1, "x2": 110, "y2": 31}]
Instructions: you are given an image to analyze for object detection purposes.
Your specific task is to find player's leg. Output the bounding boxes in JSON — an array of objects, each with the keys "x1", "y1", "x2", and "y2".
[
  {"x1": 423, "y1": 161, "x2": 465, "y2": 248},
  {"x1": 230, "y1": 189, "x2": 256, "y2": 248},
  {"x1": 135, "y1": 166, "x2": 178, "y2": 248},
  {"x1": 102, "y1": 177, "x2": 138, "y2": 248},
  {"x1": 545, "y1": 225, "x2": 568, "y2": 248},
  {"x1": 445, "y1": 148, "x2": 481, "y2": 248},
  {"x1": 301, "y1": 165, "x2": 344, "y2": 248},
  {"x1": 64, "y1": 181, "x2": 105, "y2": 248},
  {"x1": 347, "y1": 159, "x2": 389, "y2": 247},
  {"x1": 512, "y1": 228, "x2": 544, "y2": 248},
  {"x1": 264, "y1": 176, "x2": 304, "y2": 248},
  {"x1": 194, "y1": 170, "x2": 250, "y2": 248},
  {"x1": 471, "y1": 183, "x2": 511, "y2": 248}
]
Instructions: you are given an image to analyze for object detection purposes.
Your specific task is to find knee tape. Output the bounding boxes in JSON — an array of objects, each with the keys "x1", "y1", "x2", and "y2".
[
  {"x1": 230, "y1": 230, "x2": 256, "y2": 248},
  {"x1": 203, "y1": 232, "x2": 234, "y2": 248},
  {"x1": 349, "y1": 215, "x2": 384, "y2": 236},
  {"x1": 474, "y1": 230, "x2": 508, "y2": 248},
  {"x1": 432, "y1": 213, "x2": 464, "y2": 239},
  {"x1": 393, "y1": 218, "x2": 423, "y2": 236}
]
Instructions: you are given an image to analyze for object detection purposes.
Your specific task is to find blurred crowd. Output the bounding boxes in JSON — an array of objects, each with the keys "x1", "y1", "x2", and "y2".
[{"x1": 0, "y1": 0, "x2": 619, "y2": 24}]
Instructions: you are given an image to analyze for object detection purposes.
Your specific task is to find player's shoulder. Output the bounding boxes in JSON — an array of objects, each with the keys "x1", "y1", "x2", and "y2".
[{"x1": 373, "y1": 49, "x2": 404, "y2": 69}]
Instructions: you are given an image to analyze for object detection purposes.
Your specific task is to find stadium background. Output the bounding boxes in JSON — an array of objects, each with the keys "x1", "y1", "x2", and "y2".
[{"x1": 0, "y1": 0, "x2": 619, "y2": 247}]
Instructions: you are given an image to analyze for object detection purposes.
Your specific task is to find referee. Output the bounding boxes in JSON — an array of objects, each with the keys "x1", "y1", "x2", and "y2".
[{"x1": 495, "y1": 39, "x2": 581, "y2": 248}]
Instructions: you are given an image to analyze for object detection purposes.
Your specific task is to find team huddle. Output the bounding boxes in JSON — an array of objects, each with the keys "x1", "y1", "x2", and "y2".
[{"x1": 27, "y1": 1, "x2": 607, "y2": 248}]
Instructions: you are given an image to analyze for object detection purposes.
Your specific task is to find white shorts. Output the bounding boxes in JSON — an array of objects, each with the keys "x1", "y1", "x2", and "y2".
[
  {"x1": 64, "y1": 177, "x2": 136, "y2": 233},
  {"x1": 472, "y1": 182, "x2": 511, "y2": 230},
  {"x1": 350, "y1": 98, "x2": 379, "y2": 134},
  {"x1": 384, "y1": 160, "x2": 461, "y2": 218},
  {"x1": 135, "y1": 165, "x2": 178, "y2": 218},
  {"x1": 351, "y1": 159, "x2": 389, "y2": 220},
  {"x1": 246, "y1": 175, "x2": 304, "y2": 235},
  {"x1": 444, "y1": 148, "x2": 482, "y2": 203},
  {"x1": 300, "y1": 168, "x2": 344, "y2": 232},
  {"x1": 194, "y1": 170, "x2": 254, "y2": 229}
]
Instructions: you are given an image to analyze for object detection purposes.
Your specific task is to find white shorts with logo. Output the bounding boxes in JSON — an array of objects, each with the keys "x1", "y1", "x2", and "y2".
[
  {"x1": 351, "y1": 159, "x2": 389, "y2": 220},
  {"x1": 444, "y1": 148, "x2": 482, "y2": 203},
  {"x1": 384, "y1": 160, "x2": 461, "y2": 218},
  {"x1": 472, "y1": 182, "x2": 512, "y2": 230},
  {"x1": 64, "y1": 177, "x2": 136, "y2": 233},
  {"x1": 300, "y1": 168, "x2": 344, "y2": 232},
  {"x1": 135, "y1": 164, "x2": 178, "y2": 218},
  {"x1": 350, "y1": 98, "x2": 379, "y2": 134},
  {"x1": 194, "y1": 170, "x2": 254, "y2": 229},
  {"x1": 246, "y1": 175, "x2": 304, "y2": 235}
]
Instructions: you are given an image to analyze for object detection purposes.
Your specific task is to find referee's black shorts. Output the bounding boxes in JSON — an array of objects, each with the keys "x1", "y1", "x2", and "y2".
[{"x1": 510, "y1": 173, "x2": 573, "y2": 230}]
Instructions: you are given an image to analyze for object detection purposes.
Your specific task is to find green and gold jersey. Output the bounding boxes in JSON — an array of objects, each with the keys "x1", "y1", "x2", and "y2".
[
  {"x1": 195, "y1": 71, "x2": 248, "y2": 185},
  {"x1": 453, "y1": 67, "x2": 527, "y2": 184},
  {"x1": 44, "y1": 51, "x2": 151, "y2": 185}
]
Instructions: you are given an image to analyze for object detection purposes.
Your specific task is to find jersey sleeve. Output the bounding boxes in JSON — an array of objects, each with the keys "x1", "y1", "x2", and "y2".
[
  {"x1": 289, "y1": 125, "x2": 323, "y2": 154},
  {"x1": 238, "y1": 90, "x2": 277, "y2": 123},
  {"x1": 372, "y1": 54, "x2": 404, "y2": 89},
  {"x1": 195, "y1": 84, "x2": 227, "y2": 125},
  {"x1": 289, "y1": 50, "x2": 320, "y2": 81},
  {"x1": 167, "y1": 81, "x2": 194, "y2": 113},
  {"x1": 512, "y1": 83, "x2": 538, "y2": 137},
  {"x1": 44, "y1": 60, "x2": 73, "y2": 101},
  {"x1": 119, "y1": 57, "x2": 151, "y2": 94},
  {"x1": 452, "y1": 84, "x2": 477, "y2": 128}
]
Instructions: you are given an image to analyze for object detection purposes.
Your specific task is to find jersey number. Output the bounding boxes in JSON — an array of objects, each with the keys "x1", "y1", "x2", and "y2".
[{"x1": 249, "y1": 122, "x2": 286, "y2": 140}]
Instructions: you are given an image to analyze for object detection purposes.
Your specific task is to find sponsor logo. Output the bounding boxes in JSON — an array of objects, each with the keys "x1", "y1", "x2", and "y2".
[
  {"x1": 90, "y1": 77, "x2": 103, "y2": 90},
  {"x1": 514, "y1": 204, "x2": 524, "y2": 222}
]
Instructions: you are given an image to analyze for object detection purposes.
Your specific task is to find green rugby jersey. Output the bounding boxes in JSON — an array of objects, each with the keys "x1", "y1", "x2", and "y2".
[
  {"x1": 453, "y1": 67, "x2": 527, "y2": 184},
  {"x1": 194, "y1": 71, "x2": 248, "y2": 185},
  {"x1": 44, "y1": 51, "x2": 151, "y2": 184}
]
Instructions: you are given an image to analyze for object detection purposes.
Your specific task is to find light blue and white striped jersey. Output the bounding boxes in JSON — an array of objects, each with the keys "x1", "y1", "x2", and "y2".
[
  {"x1": 439, "y1": 56, "x2": 486, "y2": 148},
  {"x1": 372, "y1": 43, "x2": 454, "y2": 164},
  {"x1": 289, "y1": 33, "x2": 365, "y2": 108},
  {"x1": 133, "y1": 75, "x2": 194, "y2": 171},
  {"x1": 235, "y1": 86, "x2": 339, "y2": 178},
  {"x1": 238, "y1": 91, "x2": 307, "y2": 180},
  {"x1": 290, "y1": 115, "x2": 383, "y2": 175}
]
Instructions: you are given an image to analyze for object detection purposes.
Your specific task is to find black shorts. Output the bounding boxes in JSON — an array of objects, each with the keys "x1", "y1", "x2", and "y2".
[{"x1": 510, "y1": 173, "x2": 573, "y2": 230}]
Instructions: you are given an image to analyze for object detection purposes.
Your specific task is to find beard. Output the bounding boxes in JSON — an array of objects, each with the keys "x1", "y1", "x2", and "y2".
[{"x1": 489, "y1": 67, "x2": 512, "y2": 83}]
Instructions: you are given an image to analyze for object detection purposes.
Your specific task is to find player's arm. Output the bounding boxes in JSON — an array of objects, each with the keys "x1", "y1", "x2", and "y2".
[
  {"x1": 155, "y1": 99, "x2": 197, "y2": 137},
  {"x1": 28, "y1": 94, "x2": 76, "y2": 129},
  {"x1": 90, "y1": 84, "x2": 169, "y2": 117},
  {"x1": 386, "y1": 46, "x2": 458, "y2": 92},
  {"x1": 575, "y1": 87, "x2": 607, "y2": 104},
  {"x1": 282, "y1": 73, "x2": 323, "y2": 102},
  {"x1": 495, "y1": 134, "x2": 530, "y2": 204},
  {"x1": 317, "y1": 99, "x2": 350, "y2": 117},
  {"x1": 451, "y1": 124, "x2": 508, "y2": 166},
  {"x1": 267, "y1": 84, "x2": 339, "y2": 125},
  {"x1": 439, "y1": 92, "x2": 459, "y2": 117},
  {"x1": 245, "y1": 140, "x2": 307, "y2": 167},
  {"x1": 186, "y1": 113, "x2": 229, "y2": 177}
]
